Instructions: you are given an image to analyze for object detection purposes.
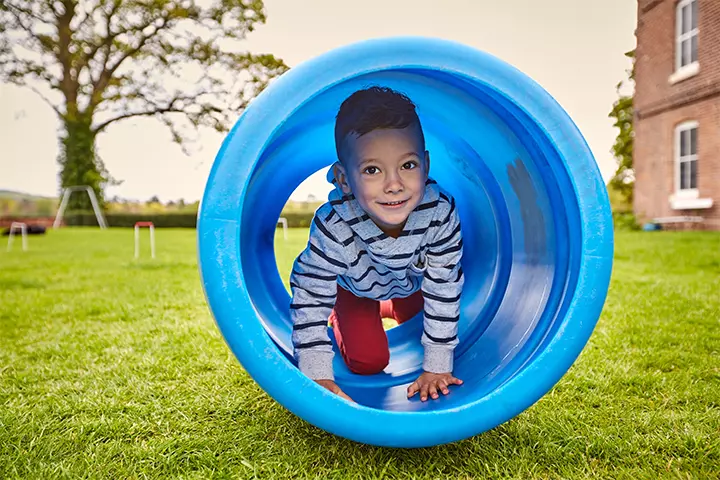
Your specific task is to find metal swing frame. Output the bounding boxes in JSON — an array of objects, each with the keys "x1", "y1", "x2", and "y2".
[{"x1": 53, "y1": 186, "x2": 108, "y2": 229}]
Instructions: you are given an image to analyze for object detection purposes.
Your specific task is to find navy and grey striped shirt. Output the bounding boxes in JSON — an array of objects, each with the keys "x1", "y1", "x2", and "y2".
[{"x1": 290, "y1": 178, "x2": 465, "y2": 381}]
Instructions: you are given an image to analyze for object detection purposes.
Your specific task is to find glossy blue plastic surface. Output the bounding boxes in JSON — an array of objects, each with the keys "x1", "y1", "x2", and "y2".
[{"x1": 197, "y1": 37, "x2": 613, "y2": 448}]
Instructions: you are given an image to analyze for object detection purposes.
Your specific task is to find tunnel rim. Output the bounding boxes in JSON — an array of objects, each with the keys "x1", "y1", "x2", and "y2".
[{"x1": 197, "y1": 36, "x2": 614, "y2": 448}]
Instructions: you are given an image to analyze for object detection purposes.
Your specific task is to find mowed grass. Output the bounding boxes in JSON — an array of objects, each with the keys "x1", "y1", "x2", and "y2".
[{"x1": 1, "y1": 228, "x2": 719, "y2": 479}]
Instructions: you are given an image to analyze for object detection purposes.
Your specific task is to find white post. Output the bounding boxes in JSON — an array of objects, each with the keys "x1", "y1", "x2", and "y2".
[
  {"x1": 134, "y1": 224, "x2": 140, "y2": 259},
  {"x1": 85, "y1": 187, "x2": 108, "y2": 228},
  {"x1": 134, "y1": 222, "x2": 155, "y2": 259},
  {"x1": 7, "y1": 222, "x2": 28, "y2": 252},
  {"x1": 277, "y1": 217, "x2": 288, "y2": 240},
  {"x1": 53, "y1": 185, "x2": 108, "y2": 229},
  {"x1": 53, "y1": 192, "x2": 72, "y2": 228}
]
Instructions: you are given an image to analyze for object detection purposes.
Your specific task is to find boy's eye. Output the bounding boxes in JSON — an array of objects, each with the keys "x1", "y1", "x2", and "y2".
[
  {"x1": 402, "y1": 161, "x2": 418, "y2": 170},
  {"x1": 363, "y1": 166, "x2": 380, "y2": 175}
]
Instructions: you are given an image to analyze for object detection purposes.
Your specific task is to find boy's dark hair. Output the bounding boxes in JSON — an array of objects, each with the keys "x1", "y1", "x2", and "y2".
[{"x1": 334, "y1": 86, "x2": 424, "y2": 161}]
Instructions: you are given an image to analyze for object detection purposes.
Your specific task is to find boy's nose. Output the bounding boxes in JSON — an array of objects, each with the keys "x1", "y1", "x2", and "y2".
[{"x1": 384, "y1": 171, "x2": 404, "y2": 192}]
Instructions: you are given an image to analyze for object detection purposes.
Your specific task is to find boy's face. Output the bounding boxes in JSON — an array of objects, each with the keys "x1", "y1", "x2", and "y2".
[{"x1": 334, "y1": 126, "x2": 429, "y2": 237}]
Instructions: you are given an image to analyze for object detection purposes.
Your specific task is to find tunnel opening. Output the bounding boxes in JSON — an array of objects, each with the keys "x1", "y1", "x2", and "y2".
[{"x1": 240, "y1": 68, "x2": 581, "y2": 411}]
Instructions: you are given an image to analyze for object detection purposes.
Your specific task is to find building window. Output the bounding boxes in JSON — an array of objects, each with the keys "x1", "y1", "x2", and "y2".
[
  {"x1": 675, "y1": 121, "x2": 698, "y2": 195},
  {"x1": 676, "y1": 0, "x2": 698, "y2": 71}
]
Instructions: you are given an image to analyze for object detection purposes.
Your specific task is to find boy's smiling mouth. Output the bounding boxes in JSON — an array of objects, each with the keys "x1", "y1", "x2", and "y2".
[{"x1": 379, "y1": 199, "x2": 409, "y2": 208}]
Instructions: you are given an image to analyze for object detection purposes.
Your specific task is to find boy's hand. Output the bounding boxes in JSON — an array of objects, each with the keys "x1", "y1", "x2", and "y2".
[
  {"x1": 315, "y1": 379, "x2": 354, "y2": 403},
  {"x1": 407, "y1": 372, "x2": 463, "y2": 401}
]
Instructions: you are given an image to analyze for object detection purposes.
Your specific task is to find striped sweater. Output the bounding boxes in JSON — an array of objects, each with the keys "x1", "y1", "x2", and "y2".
[{"x1": 290, "y1": 178, "x2": 465, "y2": 381}]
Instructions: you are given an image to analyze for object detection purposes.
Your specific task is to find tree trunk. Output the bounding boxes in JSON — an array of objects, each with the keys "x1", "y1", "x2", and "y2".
[{"x1": 57, "y1": 116, "x2": 106, "y2": 212}]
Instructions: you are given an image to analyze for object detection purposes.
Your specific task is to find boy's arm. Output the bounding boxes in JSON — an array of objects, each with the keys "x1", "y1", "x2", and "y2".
[
  {"x1": 290, "y1": 215, "x2": 349, "y2": 381},
  {"x1": 421, "y1": 197, "x2": 465, "y2": 374}
]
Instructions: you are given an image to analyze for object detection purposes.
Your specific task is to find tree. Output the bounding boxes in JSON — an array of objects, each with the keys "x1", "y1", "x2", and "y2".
[
  {"x1": 608, "y1": 49, "x2": 635, "y2": 210},
  {"x1": 0, "y1": 0, "x2": 288, "y2": 211}
]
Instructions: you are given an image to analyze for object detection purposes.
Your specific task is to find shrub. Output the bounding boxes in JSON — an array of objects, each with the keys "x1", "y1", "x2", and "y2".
[{"x1": 613, "y1": 211, "x2": 640, "y2": 231}]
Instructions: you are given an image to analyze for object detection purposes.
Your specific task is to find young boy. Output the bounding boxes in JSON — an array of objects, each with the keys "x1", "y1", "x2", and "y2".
[{"x1": 290, "y1": 86, "x2": 465, "y2": 403}]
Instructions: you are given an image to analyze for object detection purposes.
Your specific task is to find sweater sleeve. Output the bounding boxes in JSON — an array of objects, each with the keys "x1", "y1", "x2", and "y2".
[
  {"x1": 290, "y1": 212, "x2": 349, "y2": 381},
  {"x1": 421, "y1": 196, "x2": 465, "y2": 374}
]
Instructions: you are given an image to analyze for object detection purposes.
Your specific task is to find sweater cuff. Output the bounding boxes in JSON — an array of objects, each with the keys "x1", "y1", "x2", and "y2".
[
  {"x1": 297, "y1": 350, "x2": 335, "y2": 381},
  {"x1": 423, "y1": 344, "x2": 454, "y2": 373}
]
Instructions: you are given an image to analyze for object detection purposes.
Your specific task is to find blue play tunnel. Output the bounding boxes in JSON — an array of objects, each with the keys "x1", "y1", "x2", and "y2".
[{"x1": 197, "y1": 37, "x2": 613, "y2": 448}]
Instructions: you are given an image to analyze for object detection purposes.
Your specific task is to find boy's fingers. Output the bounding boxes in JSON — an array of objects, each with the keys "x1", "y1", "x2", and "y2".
[
  {"x1": 336, "y1": 387, "x2": 354, "y2": 403},
  {"x1": 438, "y1": 379, "x2": 450, "y2": 395},
  {"x1": 407, "y1": 382, "x2": 419, "y2": 397},
  {"x1": 317, "y1": 380, "x2": 355, "y2": 403},
  {"x1": 409, "y1": 375, "x2": 462, "y2": 401}
]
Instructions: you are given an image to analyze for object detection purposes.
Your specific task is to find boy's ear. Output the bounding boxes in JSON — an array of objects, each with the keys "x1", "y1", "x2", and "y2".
[
  {"x1": 333, "y1": 162, "x2": 353, "y2": 194},
  {"x1": 424, "y1": 150, "x2": 430, "y2": 175}
]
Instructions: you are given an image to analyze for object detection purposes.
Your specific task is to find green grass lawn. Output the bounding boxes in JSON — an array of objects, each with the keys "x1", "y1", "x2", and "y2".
[{"x1": 1, "y1": 228, "x2": 719, "y2": 479}]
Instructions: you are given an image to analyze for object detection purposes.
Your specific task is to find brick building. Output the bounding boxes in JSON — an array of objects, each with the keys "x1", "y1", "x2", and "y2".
[{"x1": 634, "y1": 0, "x2": 719, "y2": 230}]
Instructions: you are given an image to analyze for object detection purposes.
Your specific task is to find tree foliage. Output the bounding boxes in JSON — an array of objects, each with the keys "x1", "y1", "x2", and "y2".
[
  {"x1": 0, "y1": 0, "x2": 288, "y2": 210},
  {"x1": 608, "y1": 49, "x2": 635, "y2": 209}
]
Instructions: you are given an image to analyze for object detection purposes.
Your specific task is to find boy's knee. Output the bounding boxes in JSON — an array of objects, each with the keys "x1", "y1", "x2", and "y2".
[{"x1": 346, "y1": 350, "x2": 390, "y2": 375}]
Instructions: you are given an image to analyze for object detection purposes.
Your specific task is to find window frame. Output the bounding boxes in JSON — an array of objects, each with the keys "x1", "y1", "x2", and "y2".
[
  {"x1": 674, "y1": 120, "x2": 699, "y2": 198},
  {"x1": 675, "y1": 0, "x2": 699, "y2": 73}
]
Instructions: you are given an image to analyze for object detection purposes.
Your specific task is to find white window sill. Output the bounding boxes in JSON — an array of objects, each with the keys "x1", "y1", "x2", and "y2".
[
  {"x1": 672, "y1": 189, "x2": 699, "y2": 200},
  {"x1": 669, "y1": 63, "x2": 699, "y2": 84},
  {"x1": 669, "y1": 195, "x2": 713, "y2": 210}
]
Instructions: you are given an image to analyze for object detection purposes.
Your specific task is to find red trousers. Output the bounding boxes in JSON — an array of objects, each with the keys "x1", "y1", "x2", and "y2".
[{"x1": 329, "y1": 285, "x2": 424, "y2": 375}]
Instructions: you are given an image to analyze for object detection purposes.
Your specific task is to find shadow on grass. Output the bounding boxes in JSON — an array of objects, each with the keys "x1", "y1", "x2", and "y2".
[
  {"x1": 700, "y1": 259, "x2": 720, "y2": 272},
  {"x1": 124, "y1": 261, "x2": 196, "y2": 271},
  {"x1": 0, "y1": 278, "x2": 46, "y2": 290},
  {"x1": 229, "y1": 406, "x2": 600, "y2": 478},
  {"x1": 209, "y1": 390, "x2": 598, "y2": 478}
]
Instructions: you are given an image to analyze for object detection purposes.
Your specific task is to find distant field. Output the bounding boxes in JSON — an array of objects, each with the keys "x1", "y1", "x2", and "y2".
[{"x1": 1, "y1": 228, "x2": 719, "y2": 479}]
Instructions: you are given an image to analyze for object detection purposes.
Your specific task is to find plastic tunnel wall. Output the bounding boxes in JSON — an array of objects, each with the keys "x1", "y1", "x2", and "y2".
[{"x1": 197, "y1": 37, "x2": 614, "y2": 448}]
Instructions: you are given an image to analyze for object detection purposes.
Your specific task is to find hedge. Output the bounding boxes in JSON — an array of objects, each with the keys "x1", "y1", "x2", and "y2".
[
  {"x1": 279, "y1": 212, "x2": 315, "y2": 228},
  {"x1": 63, "y1": 212, "x2": 197, "y2": 228},
  {"x1": 63, "y1": 211, "x2": 316, "y2": 228}
]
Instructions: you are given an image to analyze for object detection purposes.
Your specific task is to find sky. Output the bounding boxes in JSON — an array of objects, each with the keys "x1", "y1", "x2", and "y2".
[{"x1": 0, "y1": 0, "x2": 637, "y2": 203}]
